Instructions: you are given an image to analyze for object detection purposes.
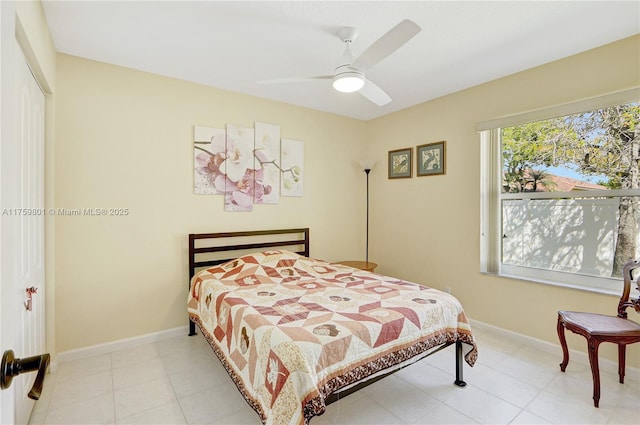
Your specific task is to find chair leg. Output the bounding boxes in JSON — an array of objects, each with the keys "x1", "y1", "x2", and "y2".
[
  {"x1": 587, "y1": 337, "x2": 601, "y2": 408},
  {"x1": 557, "y1": 315, "x2": 569, "y2": 372},
  {"x1": 618, "y1": 344, "x2": 626, "y2": 384}
]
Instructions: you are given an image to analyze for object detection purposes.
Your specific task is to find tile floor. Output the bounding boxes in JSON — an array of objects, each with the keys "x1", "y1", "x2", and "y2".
[{"x1": 28, "y1": 325, "x2": 639, "y2": 425}]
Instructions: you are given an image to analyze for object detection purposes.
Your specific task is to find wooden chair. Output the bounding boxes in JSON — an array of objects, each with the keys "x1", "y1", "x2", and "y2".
[{"x1": 557, "y1": 259, "x2": 640, "y2": 407}]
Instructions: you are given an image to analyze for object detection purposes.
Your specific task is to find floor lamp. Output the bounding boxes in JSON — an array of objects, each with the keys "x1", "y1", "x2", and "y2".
[{"x1": 358, "y1": 159, "x2": 376, "y2": 265}]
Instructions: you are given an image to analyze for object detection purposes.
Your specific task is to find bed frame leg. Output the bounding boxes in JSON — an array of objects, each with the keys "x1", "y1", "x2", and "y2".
[
  {"x1": 188, "y1": 320, "x2": 196, "y2": 336},
  {"x1": 454, "y1": 340, "x2": 467, "y2": 387}
]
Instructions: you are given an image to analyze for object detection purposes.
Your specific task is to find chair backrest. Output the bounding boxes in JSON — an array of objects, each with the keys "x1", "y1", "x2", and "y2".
[{"x1": 618, "y1": 259, "x2": 640, "y2": 318}]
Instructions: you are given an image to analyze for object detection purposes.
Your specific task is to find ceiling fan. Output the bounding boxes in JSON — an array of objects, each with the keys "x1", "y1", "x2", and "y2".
[{"x1": 260, "y1": 19, "x2": 421, "y2": 106}]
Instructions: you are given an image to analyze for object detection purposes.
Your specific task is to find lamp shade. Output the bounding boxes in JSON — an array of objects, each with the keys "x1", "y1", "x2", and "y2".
[
  {"x1": 358, "y1": 159, "x2": 376, "y2": 171},
  {"x1": 333, "y1": 71, "x2": 365, "y2": 93}
]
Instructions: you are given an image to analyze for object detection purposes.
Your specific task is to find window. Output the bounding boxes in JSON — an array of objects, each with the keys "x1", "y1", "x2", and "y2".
[{"x1": 480, "y1": 89, "x2": 640, "y2": 294}]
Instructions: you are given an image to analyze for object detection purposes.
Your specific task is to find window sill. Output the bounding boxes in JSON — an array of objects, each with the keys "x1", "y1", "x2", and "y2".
[{"x1": 481, "y1": 268, "x2": 624, "y2": 297}]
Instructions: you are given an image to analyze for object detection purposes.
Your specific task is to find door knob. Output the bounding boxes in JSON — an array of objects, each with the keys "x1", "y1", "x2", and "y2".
[{"x1": 0, "y1": 350, "x2": 50, "y2": 400}]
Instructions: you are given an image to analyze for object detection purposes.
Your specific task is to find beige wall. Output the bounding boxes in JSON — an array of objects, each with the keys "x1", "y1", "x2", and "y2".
[
  {"x1": 366, "y1": 35, "x2": 640, "y2": 367},
  {"x1": 55, "y1": 35, "x2": 639, "y2": 367},
  {"x1": 54, "y1": 54, "x2": 367, "y2": 351}
]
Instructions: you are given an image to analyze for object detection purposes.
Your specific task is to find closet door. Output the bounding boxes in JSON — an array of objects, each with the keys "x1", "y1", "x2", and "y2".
[{"x1": 0, "y1": 38, "x2": 46, "y2": 424}]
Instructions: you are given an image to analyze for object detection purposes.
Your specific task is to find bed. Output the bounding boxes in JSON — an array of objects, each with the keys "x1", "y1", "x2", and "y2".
[{"x1": 187, "y1": 228, "x2": 477, "y2": 425}]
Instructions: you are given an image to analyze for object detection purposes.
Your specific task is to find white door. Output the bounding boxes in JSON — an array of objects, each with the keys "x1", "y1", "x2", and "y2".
[{"x1": 0, "y1": 37, "x2": 46, "y2": 424}]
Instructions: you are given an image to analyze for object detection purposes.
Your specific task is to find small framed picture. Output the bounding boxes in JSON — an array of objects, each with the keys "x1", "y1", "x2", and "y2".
[
  {"x1": 388, "y1": 148, "x2": 412, "y2": 179},
  {"x1": 417, "y1": 141, "x2": 446, "y2": 176}
]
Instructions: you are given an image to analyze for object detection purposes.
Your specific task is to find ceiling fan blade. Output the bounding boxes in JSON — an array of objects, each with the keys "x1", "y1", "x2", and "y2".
[
  {"x1": 359, "y1": 79, "x2": 392, "y2": 106},
  {"x1": 352, "y1": 19, "x2": 421, "y2": 71},
  {"x1": 258, "y1": 75, "x2": 332, "y2": 84}
]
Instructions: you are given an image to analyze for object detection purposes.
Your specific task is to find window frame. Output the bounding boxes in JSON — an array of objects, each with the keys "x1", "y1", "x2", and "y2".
[{"x1": 479, "y1": 88, "x2": 640, "y2": 295}]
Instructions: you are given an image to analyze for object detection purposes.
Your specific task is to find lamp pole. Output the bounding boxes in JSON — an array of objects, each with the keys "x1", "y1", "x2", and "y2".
[
  {"x1": 364, "y1": 167, "x2": 371, "y2": 265},
  {"x1": 358, "y1": 159, "x2": 375, "y2": 266}
]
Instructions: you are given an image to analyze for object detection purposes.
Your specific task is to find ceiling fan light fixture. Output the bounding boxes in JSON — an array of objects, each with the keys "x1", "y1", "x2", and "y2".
[{"x1": 332, "y1": 69, "x2": 365, "y2": 93}]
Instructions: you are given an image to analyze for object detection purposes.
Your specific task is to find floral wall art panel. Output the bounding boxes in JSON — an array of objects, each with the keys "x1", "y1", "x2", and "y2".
[
  {"x1": 281, "y1": 138, "x2": 304, "y2": 197},
  {"x1": 224, "y1": 124, "x2": 256, "y2": 212},
  {"x1": 254, "y1": 122, "x2": 281, "y2": 204},
  {"x1": 193, "y1": 126, "x2": 226, "y2": 194}
]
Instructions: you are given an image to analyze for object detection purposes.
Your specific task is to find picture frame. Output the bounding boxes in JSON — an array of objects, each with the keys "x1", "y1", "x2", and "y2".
[
  {"x1": 417, "y1": 141, "x2": 446, "y2": 177},
  {"x1": 388, "y1": 148, "x2": 412, "y2": 179}
]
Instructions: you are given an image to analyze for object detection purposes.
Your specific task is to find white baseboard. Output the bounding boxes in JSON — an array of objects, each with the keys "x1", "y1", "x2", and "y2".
[
  {"x1": 53, "y1": 320, "x2": 639, "y2": 383},
  {"x1": 56, "y1": 326, "x2": 188, "y2": 364},
  {"x1": 470, "y1": 319, "x2": 640, "y2": 382}
]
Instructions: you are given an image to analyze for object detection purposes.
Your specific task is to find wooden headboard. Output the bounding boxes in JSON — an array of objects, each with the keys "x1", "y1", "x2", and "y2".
[{"x1": 188, "y1": 228, "x2": 310, "y2": 280}]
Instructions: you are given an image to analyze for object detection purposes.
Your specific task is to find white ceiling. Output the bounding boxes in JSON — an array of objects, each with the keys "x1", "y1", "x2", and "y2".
[{"x1": 42, "y1": 1, "x2": 640, "y2": 121}]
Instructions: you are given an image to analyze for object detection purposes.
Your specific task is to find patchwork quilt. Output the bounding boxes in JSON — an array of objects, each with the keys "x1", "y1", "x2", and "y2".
[{"x1": 188, "y1": 250, "x2": 477, "y2": 425}]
